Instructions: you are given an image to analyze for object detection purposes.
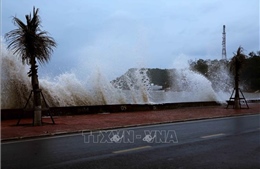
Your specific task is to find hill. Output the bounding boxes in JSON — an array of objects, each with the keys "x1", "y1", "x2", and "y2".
[{"x1": 111, "y1": 68, "x2": 176, "y2": 90}]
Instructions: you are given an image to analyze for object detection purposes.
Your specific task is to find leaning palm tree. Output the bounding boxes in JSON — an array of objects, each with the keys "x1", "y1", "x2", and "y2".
[
  {"x1": 5, "y1": 7, "x2": 56, "y2": 125},
  {"x1": 229, "y1": 46, "x2": 247, "y2": 109}
]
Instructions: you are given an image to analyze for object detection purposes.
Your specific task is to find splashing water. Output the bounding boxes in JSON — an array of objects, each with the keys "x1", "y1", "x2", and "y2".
[
  {"x1": 1, "y1": 48, "x2": 152, "y2": 109},
  {"x1": 1, "y1": 43, "x2": 232, "y2": 109}
]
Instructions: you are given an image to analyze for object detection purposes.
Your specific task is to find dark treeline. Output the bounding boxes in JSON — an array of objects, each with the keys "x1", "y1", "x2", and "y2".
[{"x1": 189, "y1": 51, "x2": 260, "y2": 92}]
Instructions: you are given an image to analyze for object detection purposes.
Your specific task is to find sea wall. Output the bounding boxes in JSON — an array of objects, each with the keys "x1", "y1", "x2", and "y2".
[{"x1": 1, "y1": 101, "x2": 221, "y2": 120}]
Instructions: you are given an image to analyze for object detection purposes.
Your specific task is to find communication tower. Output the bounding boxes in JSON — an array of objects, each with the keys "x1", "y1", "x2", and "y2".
[{"x1": 222, "y1": 25, "x2": 227, "y2": 60}]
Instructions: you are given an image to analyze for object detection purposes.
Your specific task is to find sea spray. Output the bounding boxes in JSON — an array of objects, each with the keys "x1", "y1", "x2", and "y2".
[
  {"x1": 1, "y1": 40, "x2": 233, "y2": 109},
  {"x1": 170, "y1": 69, "x2": 218, "y2": 102},
  {"x1": 86, "y1": 68, "x2": 127, "y2": 105},
  {"x1": 1, "y1": 44, "x2": 31, "y2": 109},
  {"x1": 1, "y1": 47, "x2": 152, "y2": 108},
  {"x1": 40, "y1": 73, "x2": 92, "y2": 107},
  {"x1": 111, "y1": 68, "x2": 151, "y2": 104},
  {"x1": 207, "y1": 61, "x2": 233, "y2": 102}
]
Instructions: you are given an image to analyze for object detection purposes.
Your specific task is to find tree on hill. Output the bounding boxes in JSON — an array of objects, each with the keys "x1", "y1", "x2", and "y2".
[
  {"x1": 241, "y1": 51, "x2": 260, "y2": 91},
  {"x1": 146, "y1": 68, "x2": 172, "y2": 90},
  {"x1": 188, "y1": 52, "x2": 259, "y2": 92},
  {"x1": 5, "y1": 7, "x2": 56, "y2": 125},
  {"x1": 189, "y1": 59, "x2": 209, "y2": 77}
]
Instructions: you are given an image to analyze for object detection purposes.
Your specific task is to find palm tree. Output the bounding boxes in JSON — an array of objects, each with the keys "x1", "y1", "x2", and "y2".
[
  {"x1": 229, "y1": 46, "x2": 247, "y2": 109},
  {"x1": 5, "y1": 7, "x2": 56, "y2": 125}
]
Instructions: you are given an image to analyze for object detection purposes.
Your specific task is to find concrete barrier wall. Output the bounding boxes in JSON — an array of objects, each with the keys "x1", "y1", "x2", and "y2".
[{"x1": 1, "y1": 101, "x2": 221, "y2": 120}]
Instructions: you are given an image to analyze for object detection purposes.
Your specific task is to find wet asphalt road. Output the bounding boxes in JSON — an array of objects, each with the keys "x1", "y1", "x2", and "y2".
[{"x1": 2, "y1": 114, "x2": 260, "y2": 169}]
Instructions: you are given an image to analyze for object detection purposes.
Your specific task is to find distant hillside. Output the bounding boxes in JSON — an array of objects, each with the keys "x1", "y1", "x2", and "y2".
[{"x1": 111, "y1": 68, "x2": 176, "y2": 90}]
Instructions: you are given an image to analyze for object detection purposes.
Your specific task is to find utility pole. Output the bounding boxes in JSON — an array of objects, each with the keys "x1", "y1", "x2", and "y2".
[{"x1": 222, "y1": 25, "x2": 227, "y2": 60}]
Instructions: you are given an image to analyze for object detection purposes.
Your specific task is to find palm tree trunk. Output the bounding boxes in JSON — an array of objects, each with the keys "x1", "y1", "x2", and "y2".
[
  {"x1": 234, "y1": 58, "x2": 240, "y2": 109},
  {"x1": 31, "y1": 57, "x2": 42, "y2": 126}
]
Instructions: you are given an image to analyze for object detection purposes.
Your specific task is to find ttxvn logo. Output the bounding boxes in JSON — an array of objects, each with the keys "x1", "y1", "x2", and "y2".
[{"x1": 82, "y1": 130, "x2": 178, "y2": 144}]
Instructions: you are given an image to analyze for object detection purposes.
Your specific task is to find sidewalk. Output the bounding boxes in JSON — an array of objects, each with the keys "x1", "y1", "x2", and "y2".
[{"x1": 1, "y1": 103, "x2": 259, "y2": 141}]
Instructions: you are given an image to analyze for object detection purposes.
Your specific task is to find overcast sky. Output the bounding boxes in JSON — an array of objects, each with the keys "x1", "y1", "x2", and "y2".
[{"x1": 1, "y1": 0, "x2": 259, "y2": 80}]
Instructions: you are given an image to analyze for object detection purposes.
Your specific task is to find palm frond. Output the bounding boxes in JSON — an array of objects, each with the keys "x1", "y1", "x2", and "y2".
[
  {"x1": 4, "y1": 7, "x2": 56, "y2": 65},
  {"x1": 229, "y1": 46, "x2": 247, "y2": 75},
  {"x1": 12, "y1": 17, "x2": 27, "y2": 30}
]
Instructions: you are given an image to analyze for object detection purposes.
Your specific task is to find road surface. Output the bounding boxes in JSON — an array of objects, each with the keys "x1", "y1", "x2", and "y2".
[{"x1": 2, "y1": 114, "x2": 260, "y2": 169}]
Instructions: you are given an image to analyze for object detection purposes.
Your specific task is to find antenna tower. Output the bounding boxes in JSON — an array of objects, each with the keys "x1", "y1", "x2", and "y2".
[{"x1": 222, "y1": 25, "x2": 227, "y2": 60}]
